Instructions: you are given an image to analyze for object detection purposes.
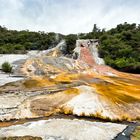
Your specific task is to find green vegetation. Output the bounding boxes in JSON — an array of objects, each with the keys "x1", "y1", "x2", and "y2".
[
  {"x1": 0, "y1": 26, "x2": 63, "y2": 54},
  {"x1": 78, "y1": 23, "x2": 140, "y2": 73},
  {"x1": 1, "y1": 62, "x2": 12, "y2": 73},
  {"x1": 64, "y1": 34, "x2": 77, "y2": 54},
  {"x1": 131, "y1": 126, "x2": 140, "y2": 140},
  {"x1": 0, "y1": 22, "x2": 140, "y2": 73}
]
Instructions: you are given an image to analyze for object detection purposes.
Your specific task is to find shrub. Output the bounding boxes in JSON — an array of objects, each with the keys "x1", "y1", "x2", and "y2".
[{"x1": 1, "y1": 62, "x2": 12, "y2": 73}]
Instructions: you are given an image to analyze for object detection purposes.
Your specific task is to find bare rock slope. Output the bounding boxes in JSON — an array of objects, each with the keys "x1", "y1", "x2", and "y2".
[{"x1": 0, "y1": 39, "x2": 140, "y2": 139}]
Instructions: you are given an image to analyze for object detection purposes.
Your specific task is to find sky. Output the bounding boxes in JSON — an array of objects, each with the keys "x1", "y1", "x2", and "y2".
[{"x1": 0, "y1": 0, "x2": 140, "y2": 34}]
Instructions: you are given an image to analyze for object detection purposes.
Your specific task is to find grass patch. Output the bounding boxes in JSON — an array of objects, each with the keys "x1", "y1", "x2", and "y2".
[{"x1": 131, "y1": 127, "x2": 140, "y2": 140}]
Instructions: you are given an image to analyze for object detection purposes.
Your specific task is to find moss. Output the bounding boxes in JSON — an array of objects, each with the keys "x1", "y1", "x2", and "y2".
[{"x1": 131, "y1": 127, "x2": 140, "y2": 140}]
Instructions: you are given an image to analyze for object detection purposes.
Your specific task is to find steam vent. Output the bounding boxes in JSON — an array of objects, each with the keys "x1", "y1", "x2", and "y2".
[{"x1": 0, "y1": 39, "x2": 140, "y2": 140}]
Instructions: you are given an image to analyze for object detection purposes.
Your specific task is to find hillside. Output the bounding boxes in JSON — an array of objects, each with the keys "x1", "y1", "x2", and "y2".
[{"x1": 0, "y1": 22, "x2": 140, "y2": 73}]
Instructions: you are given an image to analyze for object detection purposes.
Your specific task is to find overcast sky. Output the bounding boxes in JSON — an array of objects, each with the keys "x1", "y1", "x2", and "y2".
[{"x1": 0, "y1": 0, "x2": 140, "y2": 34}]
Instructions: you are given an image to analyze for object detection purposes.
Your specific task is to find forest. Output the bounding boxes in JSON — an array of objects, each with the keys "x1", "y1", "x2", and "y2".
[{"x1": 0, "y1": 22, "x2": 140, "y2": 73}]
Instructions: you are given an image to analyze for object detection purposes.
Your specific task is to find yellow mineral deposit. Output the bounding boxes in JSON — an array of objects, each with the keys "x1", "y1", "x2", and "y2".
[
  {"x1": 21, "y1": 61, "x2": 140, "y2": 121},
  {"x1": 51, "y1": 69, "x2": 140, "y2": 121},
  {"x1": 23, "y1": 76, "x2": 55, "y2": 89},
  {"x1": 0, "y1": 39, "x2": 140, "y2": 139}
]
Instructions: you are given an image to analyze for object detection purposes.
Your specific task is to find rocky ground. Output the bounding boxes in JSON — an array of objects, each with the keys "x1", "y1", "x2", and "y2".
[{"x1": 0, "y1": 40, "x2": 139, "y2": 140}]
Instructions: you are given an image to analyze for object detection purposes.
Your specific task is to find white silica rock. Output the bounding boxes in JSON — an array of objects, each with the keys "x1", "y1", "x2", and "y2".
[
  {"x1": 0, "y1": 54, "x2": 28, "y2": 68},
  {"x1": 0, "y1": 73, "x2": 23, "y2": 86},
  {"x1": 89, "y1": 42, "x2": 105, "y2": 65},
  {"x1": 0, "y1": 118, "x2": 126, "y2": 140},
  {"x1": 63, "y1": 86, "x2": 118, "y2": 120}
]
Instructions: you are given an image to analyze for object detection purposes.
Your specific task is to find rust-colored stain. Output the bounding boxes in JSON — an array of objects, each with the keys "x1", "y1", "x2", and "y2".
[{"x1": 80, "y1": 47, "x2": 95, "y2": 66}]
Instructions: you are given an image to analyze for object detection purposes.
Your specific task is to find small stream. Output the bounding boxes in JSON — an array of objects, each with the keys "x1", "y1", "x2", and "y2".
[{"x1": 114, "y1": 125, "x2": 136, "y2": 140}]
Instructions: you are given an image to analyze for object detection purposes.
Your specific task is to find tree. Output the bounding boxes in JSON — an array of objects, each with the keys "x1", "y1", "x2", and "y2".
[
  {"x1": 65, "y1": 34, "x2": 77, "y2": 54},
  {"x1": 92, "y1": 24, "x2": 99, "y2": 33},
  {"x1": 91, "y1": 24, "x2": 101, "y2": 38}
]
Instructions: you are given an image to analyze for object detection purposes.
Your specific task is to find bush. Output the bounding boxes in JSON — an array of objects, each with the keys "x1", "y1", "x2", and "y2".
[{"x1": 1, "y1": 62, "x2": 12, "y2": 73}]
